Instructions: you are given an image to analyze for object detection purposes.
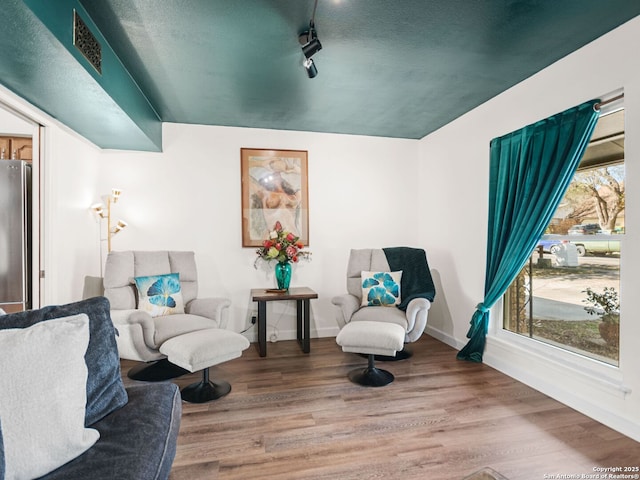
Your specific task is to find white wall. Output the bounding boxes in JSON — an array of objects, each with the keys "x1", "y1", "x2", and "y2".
[
  {"x1": 96, "y1": 124, "x2": 420, "y2": 341},
  {"x1": 42, "y1": 126, "x2": 102, "y2": 302},
  {"x1": 418, "y1": 16, "x2": 640, "y2": 441},
  {"x1": 0, "y1": 105, "x2": 33, "y2": 135}
]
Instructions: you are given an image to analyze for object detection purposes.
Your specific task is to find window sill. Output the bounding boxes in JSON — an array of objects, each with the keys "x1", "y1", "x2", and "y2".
[{"x1": 486, "y1": 328, "x2": 631, "y2": 398}]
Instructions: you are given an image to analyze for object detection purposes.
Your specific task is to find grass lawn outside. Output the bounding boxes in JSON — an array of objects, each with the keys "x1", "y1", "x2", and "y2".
[
  {"x1": 515, "y1": 253, "x2": 620, "y2": 365},
  {"x1": 532, "y1": 318, "x2": 618, "y2": 364}
]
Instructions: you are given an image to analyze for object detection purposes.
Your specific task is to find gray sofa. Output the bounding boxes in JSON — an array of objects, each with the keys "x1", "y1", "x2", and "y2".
[{"x1": 0, "y1": 297, "x2": 181, "y2": 480}]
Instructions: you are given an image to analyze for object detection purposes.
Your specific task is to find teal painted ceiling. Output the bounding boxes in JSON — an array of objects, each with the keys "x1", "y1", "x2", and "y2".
[{"x1": 1, "y1": 1, "x2": 639, "y2": 151}]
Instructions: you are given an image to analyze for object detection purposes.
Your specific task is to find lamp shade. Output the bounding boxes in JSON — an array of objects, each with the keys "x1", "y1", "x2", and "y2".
[
  {"x1": 91, "y1": 203, "x2": 105, "y2": 218},
  {"x1": 113, "y1": 219, "x2": 128, "y2": 233},
  {"x1": 111, "y1": 188, "x2": 122, "y2": 202}
]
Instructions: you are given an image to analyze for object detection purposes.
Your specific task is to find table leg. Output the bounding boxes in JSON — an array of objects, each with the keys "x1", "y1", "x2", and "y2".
[
  {"x1": 296, "y1": 299, "x2": 302, "y2": 344},
  {"x1": 302, "y1": 299, "x2": 310, "y2": 353},
  {"x1": 258, "y1": 301, "x2": 267, "y2": 357}
]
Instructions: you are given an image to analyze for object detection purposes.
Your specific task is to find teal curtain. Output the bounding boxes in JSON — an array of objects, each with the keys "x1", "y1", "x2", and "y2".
[{"x1": 457, "y1": 100, "x2": 600, "y2": 362}]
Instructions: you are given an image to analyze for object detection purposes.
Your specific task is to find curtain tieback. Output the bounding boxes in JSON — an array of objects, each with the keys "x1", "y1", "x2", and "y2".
[{"x1": 476, "y1": 303, "x2": 489, "y2": 313}]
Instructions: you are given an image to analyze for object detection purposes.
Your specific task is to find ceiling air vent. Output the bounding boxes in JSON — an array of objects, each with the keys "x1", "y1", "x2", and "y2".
[{"x1": 73, "y1": 10, "x2": 102, "y2": 74}]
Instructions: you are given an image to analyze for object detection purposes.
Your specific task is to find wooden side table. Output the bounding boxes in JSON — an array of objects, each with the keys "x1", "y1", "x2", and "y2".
[{"x1": 250, "y1": 287, "x2": 318, "y2": 357}]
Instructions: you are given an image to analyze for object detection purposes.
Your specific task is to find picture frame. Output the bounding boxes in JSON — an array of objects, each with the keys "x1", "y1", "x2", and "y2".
[{"x1": 241, "y1": 148, "x2": 309, "y2": 247}]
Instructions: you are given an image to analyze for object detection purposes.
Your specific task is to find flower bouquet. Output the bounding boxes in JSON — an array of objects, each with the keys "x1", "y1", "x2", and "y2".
[
  {"x1": 254, "y1": 221, "x2": 311, "y2": 266},
  {"x1": 254, "y1": 221, "x2": 311, "y2": 290}
]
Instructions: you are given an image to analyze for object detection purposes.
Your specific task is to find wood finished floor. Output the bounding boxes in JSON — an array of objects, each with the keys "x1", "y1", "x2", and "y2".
[{"x1": 120, "y1": 335, "x2": 640, "y2": 480}]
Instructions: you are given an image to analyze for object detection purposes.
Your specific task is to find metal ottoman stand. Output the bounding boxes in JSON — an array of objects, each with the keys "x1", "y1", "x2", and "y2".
[{"x1": 336, "y1": 321, "x2": 405, "y2": 387}]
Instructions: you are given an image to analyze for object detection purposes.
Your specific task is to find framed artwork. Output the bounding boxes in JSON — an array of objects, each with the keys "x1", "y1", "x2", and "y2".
[{"x1": 241, "y1": 148, "x2": 309, "y2": 247}]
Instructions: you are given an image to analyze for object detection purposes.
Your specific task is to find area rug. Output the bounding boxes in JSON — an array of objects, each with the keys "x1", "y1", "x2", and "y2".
[{"x1": 463, "y1": 467, "x2": 509, "y2": 480}]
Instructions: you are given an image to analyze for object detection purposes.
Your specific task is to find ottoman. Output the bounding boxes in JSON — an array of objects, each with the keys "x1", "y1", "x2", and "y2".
[
  {"x1": 336, "y1": 321, "x2": 405, "y2": 387},
  {"x1": 160, "y1": 329, "x2": 250, "y2": 403}
]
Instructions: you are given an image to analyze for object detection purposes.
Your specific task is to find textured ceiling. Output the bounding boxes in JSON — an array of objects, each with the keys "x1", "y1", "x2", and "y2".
[{"x1": 1, "y1": 1, "x2": 639, "y2": 150}]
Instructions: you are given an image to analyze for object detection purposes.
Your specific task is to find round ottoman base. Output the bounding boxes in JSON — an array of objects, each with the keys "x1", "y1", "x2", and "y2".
[
  {"x1": 127, "y1": 358, "x2": 190, "y2": 382},
  {"x1": 181, "y1": 379, "x2": 231, "y2": 403},
  {"x1": 348, "y1": 365, "x2": 394, "y2": 387}
]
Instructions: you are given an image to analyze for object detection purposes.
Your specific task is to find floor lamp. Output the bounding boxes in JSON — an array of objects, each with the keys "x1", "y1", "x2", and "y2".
[{"x1": 91, "y1": 188, "x2": 128, "y2": 274}]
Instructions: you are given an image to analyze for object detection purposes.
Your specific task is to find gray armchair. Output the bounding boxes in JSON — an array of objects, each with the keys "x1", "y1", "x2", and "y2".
[
  {"x1": 103, "y1": 250, "x2": 231, "y2": 380},
  {"x1": 332, "y1": 248, "x2": 434, "y2": 355}
]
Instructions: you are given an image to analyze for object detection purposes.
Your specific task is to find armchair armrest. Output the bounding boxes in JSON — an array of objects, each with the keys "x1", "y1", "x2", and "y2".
[
  {"x1": 110, "y1": 309, "x2": 157, "y2": 349},
  {"x1": 404, "y1": 298, "x2": 431, "y2": 342},
  {"x1": 185, "y1": 297, "x2": 231, "y2": 329},
  {"x1": 331, "y1": 294, "x2": 361, "y2": 329}
]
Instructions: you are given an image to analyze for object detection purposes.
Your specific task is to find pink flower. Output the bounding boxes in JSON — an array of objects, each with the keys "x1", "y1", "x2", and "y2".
[{"x1": 286, "y1": 232, "x2": 295, "y2": 242}]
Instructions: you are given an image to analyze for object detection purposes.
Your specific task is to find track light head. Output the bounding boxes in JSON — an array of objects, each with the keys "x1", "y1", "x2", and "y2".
[
  {"x1": 301, "y1": 35, "x2": 322, "y2": 59},
  {"x1": 303, "y1": 58, "x2": 318, "y2": 78}
]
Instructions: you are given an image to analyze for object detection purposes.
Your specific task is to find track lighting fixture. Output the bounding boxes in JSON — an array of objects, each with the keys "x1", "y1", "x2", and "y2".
[{"x1": 299, "y1": 0, "x2": 322, "y2": 78}]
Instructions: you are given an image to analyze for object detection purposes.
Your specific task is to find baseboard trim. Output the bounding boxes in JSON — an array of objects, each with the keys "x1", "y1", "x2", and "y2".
[
  {"x1": 424, "y1": 325, "x2": 465, "y2": 350},
  {"x1": 243, "y1": 325, "x2": 339, "y2": 344}
]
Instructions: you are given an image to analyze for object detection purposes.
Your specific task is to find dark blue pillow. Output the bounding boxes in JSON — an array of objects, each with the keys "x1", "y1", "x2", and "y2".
[{"x1": 0, "y1": 297, "x2": 128, "y2": 426}]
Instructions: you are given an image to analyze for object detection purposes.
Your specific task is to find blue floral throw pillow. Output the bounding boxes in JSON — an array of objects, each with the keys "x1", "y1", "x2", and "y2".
[
  {"x1": 360, "y1": 271, "x2": 402, "y2": 307},
  {"x1": 134, "y1": 273, "x2": 185, "y2": 317}
]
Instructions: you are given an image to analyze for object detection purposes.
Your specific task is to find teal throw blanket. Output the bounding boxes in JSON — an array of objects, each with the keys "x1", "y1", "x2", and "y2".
[{"x1": 383, "y1": 247, "x2": 436, "y2": 311}]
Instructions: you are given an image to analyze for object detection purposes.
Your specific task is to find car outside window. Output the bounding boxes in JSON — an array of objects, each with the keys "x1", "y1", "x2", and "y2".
[{"x1": 568, "y1": 224, "x2": 600, "y2": 235}]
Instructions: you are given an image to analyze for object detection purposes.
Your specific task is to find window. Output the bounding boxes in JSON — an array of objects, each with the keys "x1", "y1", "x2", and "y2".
[{"x1": 504, "y1": 108, "x2": 624, "y2": 366}]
